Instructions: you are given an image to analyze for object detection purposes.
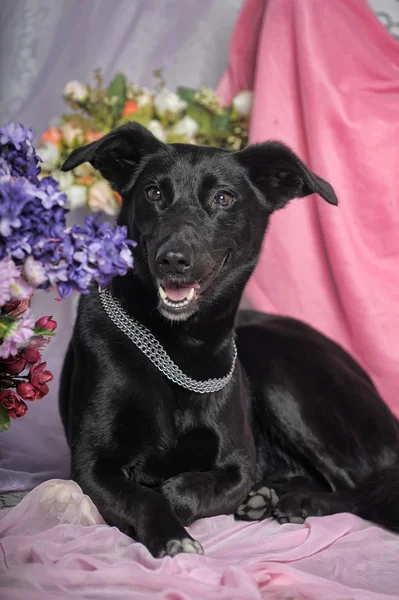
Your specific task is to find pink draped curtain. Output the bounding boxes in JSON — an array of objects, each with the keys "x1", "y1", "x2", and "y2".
[{"x1": 218, "y1": 0, "x2": 399, "y2": 416}]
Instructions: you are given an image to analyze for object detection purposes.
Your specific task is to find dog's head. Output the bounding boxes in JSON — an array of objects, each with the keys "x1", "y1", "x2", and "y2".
[{"x1": 62, "y1": 123, "x2": 337, "y2": 322}]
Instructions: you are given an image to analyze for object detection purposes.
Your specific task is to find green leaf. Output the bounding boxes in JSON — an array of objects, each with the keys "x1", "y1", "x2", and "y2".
[
  {"x1": 0, "y1": 316, "x2": 17, "y2": 340},
  {"x1": 185, "y1": 104, "x2": 212, "y2": 135},
  {"x1": 0, "y1": 405, "x2": 11, "y2": 432},
  {"x1": 211, "y1": 107, "x2": 232, "y2": 132},
  {"x1": 107, "y1": 73, "x2": 127, "y2": 116},
  {"x1": 176, "y1": 87, "x2": 197, "y2": 104},
  {"x1": 33, "y1": 327, "x2": 56, "y2": 336}
]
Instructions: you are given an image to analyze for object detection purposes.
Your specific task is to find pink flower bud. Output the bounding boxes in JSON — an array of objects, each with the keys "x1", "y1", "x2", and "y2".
[
  {"x1": 22, "y1": 346, "x2": 41, "y2": 364},
  {"x1": 28, "y1": 362, "x2": 53, "y2": 398},
  {"x1": 35, "y1": 316, "x2": 57, "y2": 332},
  {"x1": 16, "y1": 382, "x2": 39, "y2": 401},
  {"x1": 4, "y1": 354, "x2": 27, "y2": 374},
  {"x1": 0, "y1": 389, "x2": 20, "y2": 410},
  {"x1": 8, "y1": 399, "x2": 28, "y2": 419}
]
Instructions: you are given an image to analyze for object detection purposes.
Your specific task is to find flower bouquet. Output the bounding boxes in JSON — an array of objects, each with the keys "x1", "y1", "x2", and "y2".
[
  {"x1": 38, "y1": 69, "x2": 253, "y2": 216},
  {"x1": 0, "y1": 123, "x2": 135, "y2": 431}
]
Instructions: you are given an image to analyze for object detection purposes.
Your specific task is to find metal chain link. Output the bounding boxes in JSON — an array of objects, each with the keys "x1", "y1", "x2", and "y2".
[{"x1": 99, "y1": 288, "x2": 237, "y2": 394}]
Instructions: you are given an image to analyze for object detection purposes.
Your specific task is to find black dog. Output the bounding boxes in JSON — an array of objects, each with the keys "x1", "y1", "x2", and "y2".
[{"x1": 60, "y1": 123, "x2": 399, "y2": 557}]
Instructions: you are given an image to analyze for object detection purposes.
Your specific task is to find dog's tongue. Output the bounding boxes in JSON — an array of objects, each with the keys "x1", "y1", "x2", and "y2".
[
  {"x1": 162, "y1": 281, "x2": 200, "y2": 302},
  {"x1": 164, "y1": 285, "x2": 193, "y2": 302}
]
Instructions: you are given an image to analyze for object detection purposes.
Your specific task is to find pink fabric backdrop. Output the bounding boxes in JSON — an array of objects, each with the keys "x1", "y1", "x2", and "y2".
[{"x1": 218, "y1": 0, "x2": 399, "y2": 416}]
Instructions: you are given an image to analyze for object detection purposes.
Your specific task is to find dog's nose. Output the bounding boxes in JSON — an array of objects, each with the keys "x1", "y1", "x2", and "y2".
[
  {"x1": 156, "y1": 246, "x2": 193, "y2": 275},
  {"x1": 156, "y1": 247, "x2": 193, "y2": 275}
]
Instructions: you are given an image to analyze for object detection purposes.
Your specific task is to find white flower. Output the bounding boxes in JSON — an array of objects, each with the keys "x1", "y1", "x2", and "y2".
[
  {"x1": 63, "y1": 80, "x2": 88, "y2": 102},
  {"x1": 37, "y1": 142, "x2": 60, "y2": 171},
  {"x1": 73, "y1": 163, "x2": 95, "y2": 177},
  {"x1": 154, "y1": 88, "x2": 187, "y2": 116},
  {"x1": 172, "y1": 116, "x2": 199, "y2": 140},
  {"x1": 147, "y1": 120, "x2": 166, "y2": 142},
  {"x1": 65, "y1": 185, "x2": 87, "y2": 211},
  {"x1": 137, "y1": 87, "x2": 154, "y2": 108},
  {"x1": 88, "y1": 181, "x2": 118, "y2": 216},
  {"x1": 61, "y1": 122, "x2": 84, "y2": 147},
  {"x1": 51, "y1": 170, "x2": 74, "y2": 191},
  {"x1": 23, "y1": 256, "x2": 48, "y2": 287},
  {"x1": 232, "y1": 90, "x2": 253, "y2": 117}
]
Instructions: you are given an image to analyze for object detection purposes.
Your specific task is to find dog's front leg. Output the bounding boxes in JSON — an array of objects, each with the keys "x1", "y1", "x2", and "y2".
[
  {"x1": 160, "y1": 464, "x2": 253, "y2": 524},
  {"x1": 77, "y1": 465, "x2": 204, "y2": 558}
]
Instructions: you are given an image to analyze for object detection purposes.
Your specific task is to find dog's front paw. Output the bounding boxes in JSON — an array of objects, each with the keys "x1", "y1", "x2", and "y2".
[
  {"x1": 273, "y1": 492, "x2": 326, "y2": 524},
  {"x1": 157, "y1": 537, "x2": 204, "y2": 558},
  {"x1": 235, "y1": 486, "x2": 279, "y2": 521}
]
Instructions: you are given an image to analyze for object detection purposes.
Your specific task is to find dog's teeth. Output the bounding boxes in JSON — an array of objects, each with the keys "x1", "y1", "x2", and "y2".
[
  {"x1": 187, "y1": 287, "x2": 195, "y2": 301},
  {"x1": 159, "y1": 286, "x2": 167, "y2": 300}
]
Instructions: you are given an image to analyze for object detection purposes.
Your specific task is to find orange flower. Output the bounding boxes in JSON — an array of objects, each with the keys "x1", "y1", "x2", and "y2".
[
  {"x1": 40, "y1": 127, "x2": 62, "y2": 147},
  {"x1": 76, "y1": 175, "x2": 95, "y2": 186},
  {"x1": 114, "y1": 192, "x2": 122, "y2": 205},
  {"x1": 122, "y1": 100, "x2": 138, "y2": 117},
  {"x1": 86, "y1": 131, "x2": 104, "y2": 143}
]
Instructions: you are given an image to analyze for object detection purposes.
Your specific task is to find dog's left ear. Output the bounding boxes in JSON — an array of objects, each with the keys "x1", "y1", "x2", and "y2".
[
  {"x1": 61, "y1": 122, "x2": 165, "y2": 192},
  {"x1": 236, "y1": 141, "x2": 338, "y2": 211}
]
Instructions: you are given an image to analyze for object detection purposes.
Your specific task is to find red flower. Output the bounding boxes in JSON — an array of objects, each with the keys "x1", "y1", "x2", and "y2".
[
  {"x1": 86, "y1": 130, "x2": 104, "y2": 143},
  {"x1": 35, "y1": 315, "x2": 57, "y2": 332},
  {"x1": 40, "y1": 127, "x2": 62, "y2": 147},
  {"x1": 22, "y1": 346, "x2": 41, "y2": 364},
  {"x1": 122, "y1": 100, "x2": 138, "y2": 117},
  {"x1": 28, "y1": 362, "x2": 53, "y2": 398},
  {"x1": 4, "y1": 354, "x2": 28, "y2": 374},
  {"x1": 0, "y1": 389, "x2": 20, "y2": 410},
  {"x1": 8, "y1": 399, "x2": 28, "y2": 419},
  {"x1": 16, "y1": 382, "x2": 40, "y2": 401}
]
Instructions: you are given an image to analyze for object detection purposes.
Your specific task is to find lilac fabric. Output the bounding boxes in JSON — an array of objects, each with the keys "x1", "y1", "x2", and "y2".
[{"x1": 1, "y1": 480, "x2": 399, "y2": 599}]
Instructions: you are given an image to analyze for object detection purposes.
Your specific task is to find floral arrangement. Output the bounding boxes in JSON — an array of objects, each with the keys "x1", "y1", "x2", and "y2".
[
  {"x1": 38, "y1": 69, "x2": 253, "y2": 216},
  {"x1": 0, "y1": 122, "x2": 135, "y2": 432}
]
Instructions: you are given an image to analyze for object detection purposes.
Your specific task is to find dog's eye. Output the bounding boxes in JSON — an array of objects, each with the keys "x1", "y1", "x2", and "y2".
[
  {"x1": 214, "y1": 192, "x2": 234, "y2": 207},
  {"x1": 146, "y1": 186, "x2": 162, "y2": 202}
]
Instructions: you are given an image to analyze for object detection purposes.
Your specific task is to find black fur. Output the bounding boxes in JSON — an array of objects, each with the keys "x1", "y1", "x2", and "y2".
[{"x1": 60, "y1": 123, "x2": 399, "y2": 557}]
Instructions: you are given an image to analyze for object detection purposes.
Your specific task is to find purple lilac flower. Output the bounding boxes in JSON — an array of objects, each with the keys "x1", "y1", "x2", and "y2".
[
  {"x1": 0, "y1": 176, "x2": 67, "y2": 262},
  {"x1": 0, "y1": 178, "x2": 34, "y2": 238},
  {"x1": 0, "y1": 123, "x2": 41, "y2": 184},
  {"x1": 1, "y1": 123, "x2": 136, "y2": 298},
  {"x1": 37, "y1": 215, "x2": 135, "y2": 298},
  {"x1": 0, "y1": 309, "x2": 35, "y2": 359},
  {"x1": 35, "y1": 176, "x2": 67, "y2": 210},
  {"x1": 0, "y1": 257, "x2": 20, "y2": 306},
  {"x1": 0, "y1": 156, "x2": 11, "y2": 181}
]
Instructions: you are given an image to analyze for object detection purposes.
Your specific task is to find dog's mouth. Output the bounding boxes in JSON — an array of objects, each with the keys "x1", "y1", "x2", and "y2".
[{"x1": 157, "y1": 254, "x2": 228, "y2": 319}]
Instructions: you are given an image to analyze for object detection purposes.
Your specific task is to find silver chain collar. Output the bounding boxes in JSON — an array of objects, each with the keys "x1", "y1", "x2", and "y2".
[{"x1": 99, "y1": 288, "x2": 237, "y2": 394}]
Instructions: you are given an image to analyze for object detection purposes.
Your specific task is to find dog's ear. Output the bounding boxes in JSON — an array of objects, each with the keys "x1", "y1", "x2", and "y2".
[
  {"x1": 61, "y1": 122, "x2": 164, "y2": 192},
  {"x1": 236, "y1": 141, "x2": 338, "y2": 211}
]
